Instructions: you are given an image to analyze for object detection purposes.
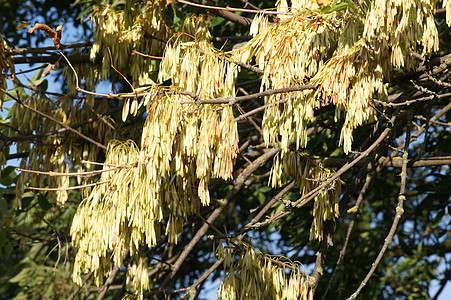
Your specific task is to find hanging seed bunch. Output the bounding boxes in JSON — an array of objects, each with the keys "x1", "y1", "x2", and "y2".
[
  {"x1": 270, "y1": 151, "x2": 340, "y2": 241},
  {"x1": 311, "y1": 0, "x2": 439, "y2": 153},
  {"x1": 238, "y1": 0, "x2": 440, "y2": 154},
  {"x1": 71, "y1": 140, "x2": 140, "y2": 287},
  {"x1": 10, "y1": 91, "x2": 115, "y2": 206},
  {"x1": 71, "y1": 17, "x2": 239, "y2": 293},
  {"x1": 0, "y1": 34, "x2": 13, "y2": 107},
  {"x1": 311, "y1": 38, "x2": 383, "y2": 153},
  {"x1": 0, "y1": 34, "x2": 11, "y2": 167},
  {"x1": 237, "y1": 5, "x2": 343, "y2": 153},
  {"x1": 444, "y1": 0, "x2": 451, "y2": 26},
  {"x1": 88, "y1": 0, "x2": 166, "y2": 86},
  {"x1": 217, "y1": 243, "x2": 311, "y2": 300},
  {"x1": 363, "y1": 0, "x2": 438, "y2": 68},
  {"x1": 157, "y1": 16, "x2": 239, "y2": 206},
  {"x1": 126, "y1": 257, "x2": 150, "y2": 297}
]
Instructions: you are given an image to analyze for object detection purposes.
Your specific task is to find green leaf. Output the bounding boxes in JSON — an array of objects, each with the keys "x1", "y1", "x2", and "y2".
[
  {"x1": 321, "y1": 0, "x2": 352, "y2": 14},
  {"x1": 20, "y1": 191, "x2": 36, "y2": 210},
  {"x1": 0, "y1": 228, "x2": 6, "y2": 247},
  {"x1": 5, "y1": 242, "x2": 12, "y2": 256},
  {"x1": 31, "y1": 66, "x2": 45, "y2": 81},
  {"x1": 3, "y1": 86, "x2": 28, "y2": 102},
  {"x1": 37, "y1": 194, "x2": 52, "y2": 210},
  {"x1": 1, "y1": 166, "x2": 17, "y2": 186},
  {"x1": 27, "y1": 78, "x2": 48, "y2": 91}
]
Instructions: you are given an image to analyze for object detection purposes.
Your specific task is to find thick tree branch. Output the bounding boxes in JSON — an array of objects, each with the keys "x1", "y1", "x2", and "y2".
[
  {"x1": 97, "y1": 265, "x2": 120, "y2": 300},
  {"x1": 13, "y1": 53, "x2": 92, "y2": 65},
  {"x1": 180, "y1": 0, "x2": 253, "y2": 28},
  {"x1": 322, "y1": 156, "x2": 451, "y2": 168}
]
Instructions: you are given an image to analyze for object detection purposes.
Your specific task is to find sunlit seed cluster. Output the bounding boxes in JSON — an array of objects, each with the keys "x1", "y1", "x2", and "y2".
[
  {"x1": 9, "y1": 92, "x2": 113, "y2": 207},
  {"x1": 126, "y1": 258, "x2": 150, "y2": 298},
  {"x1": 364, "y1": 0, "x2": 438, "y2": 67},
  {"x1": 217, "y1": 244, "x2": 311, "y2": 300},
  {"x1": 444, "y1": 0, "x2": 451, "y2": 26},
  {"x1": 239, "y1": 0, "x2": 440, "y2": 154},
  {"x1": 0, "y1": 35, "x2": 13, "y2": 107},
  {"x1": 71, "y1": 17, "x2": 239, "y2": 295},
  {"x1": 311, "y1": 39, "x2": 384, "y2": 153},
  {"x1": 277, "y1": 0, "x2": 321, "y2": 15},
  {"x1": 88, "y1": 0, "x2": 166, "y2": 86},
  {"x1": 237, "y1": 8, "x2": 342, "y2": 153},
  {"x1": 270, "y1": 151, "x2": 340, "y2": 241}
]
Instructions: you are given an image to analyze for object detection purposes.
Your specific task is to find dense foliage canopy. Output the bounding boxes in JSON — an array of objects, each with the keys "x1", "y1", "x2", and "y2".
[{"x1": 0, "y1": 0, "x2": 450, "y2": 299}]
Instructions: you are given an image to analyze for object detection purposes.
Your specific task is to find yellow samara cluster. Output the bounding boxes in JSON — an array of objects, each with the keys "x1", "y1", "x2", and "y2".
[{"x1": 218, "y1": 244, "x2": 311, "y2": 300}]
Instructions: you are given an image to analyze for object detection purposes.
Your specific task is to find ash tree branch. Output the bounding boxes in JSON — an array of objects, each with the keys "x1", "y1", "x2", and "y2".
[
  {"x1": 347, "y1": 111, "x2": 413, "y2": 300},
  {"x1": 322, "y1": 156, "x2": 451, "y2": 168},
  {"x1": 0, "y1": 106, "x2": 121, "y2": 143},
  {"x1": 97, "y1": 265, "x2": 121, "y2": 300},
  {"x1": 67, "y1": 272, "x2": 93, "y2": 300},
  {"x1": 13, "y1": 53, "x2": 92, "y2": 65},
  {"x1": 180, "y1": 84, "x2": 316, "y2": 105},
  {"x1": 180, "y1": 180, "x2": 296, "y2": 296},
  {"x1": 181, "y1": 0, "x2": 253, "y2": 28},
  {"x1": 7, "y1": 42, "x2": 92, "y2": 55}
]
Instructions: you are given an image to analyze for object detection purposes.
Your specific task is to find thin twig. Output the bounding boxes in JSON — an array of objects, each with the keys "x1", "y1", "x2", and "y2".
[
  {"x1": 177, "y1": 259, "x2": 224, "y2": 295},
  {"x1": 107, "y1": 47, "x2": 135, "y2": 92},
  {"x1": 234, "y1": 103, "x2": 263, "y2": 135},
  {"x1": 132, "y1": 50, "x2": 163, "y2": 59},
  {"x1": 27, "y1": 180, "x2": 111, "y2": 191},
  {"x1": 234, "y1": 96, "x2": 290, "y2": 122},
  {"x1": 248, "y1": 181, "x2": 295, "y2": 227},
  {"x1": 374, "y1": 91, "x2": 451, "y2": 107},
  {"x1": 347, "y1": 111, "x2": 412, "y2": 299},
  {"x1": 321, "y1": 173, "x2": 374, "y2": 299},
  {"x1": 0, "y1": 88, "x2": 107, "y2": 150},
  {"x1": 25, "y1": 285, "x2": 52, "y2": 300},
  {"x1": 177, "y1": 0, "x2": 291, "y2": 15},
  {"x1": 16, "y1": 166, "x2": 122, "y2": 177}
]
